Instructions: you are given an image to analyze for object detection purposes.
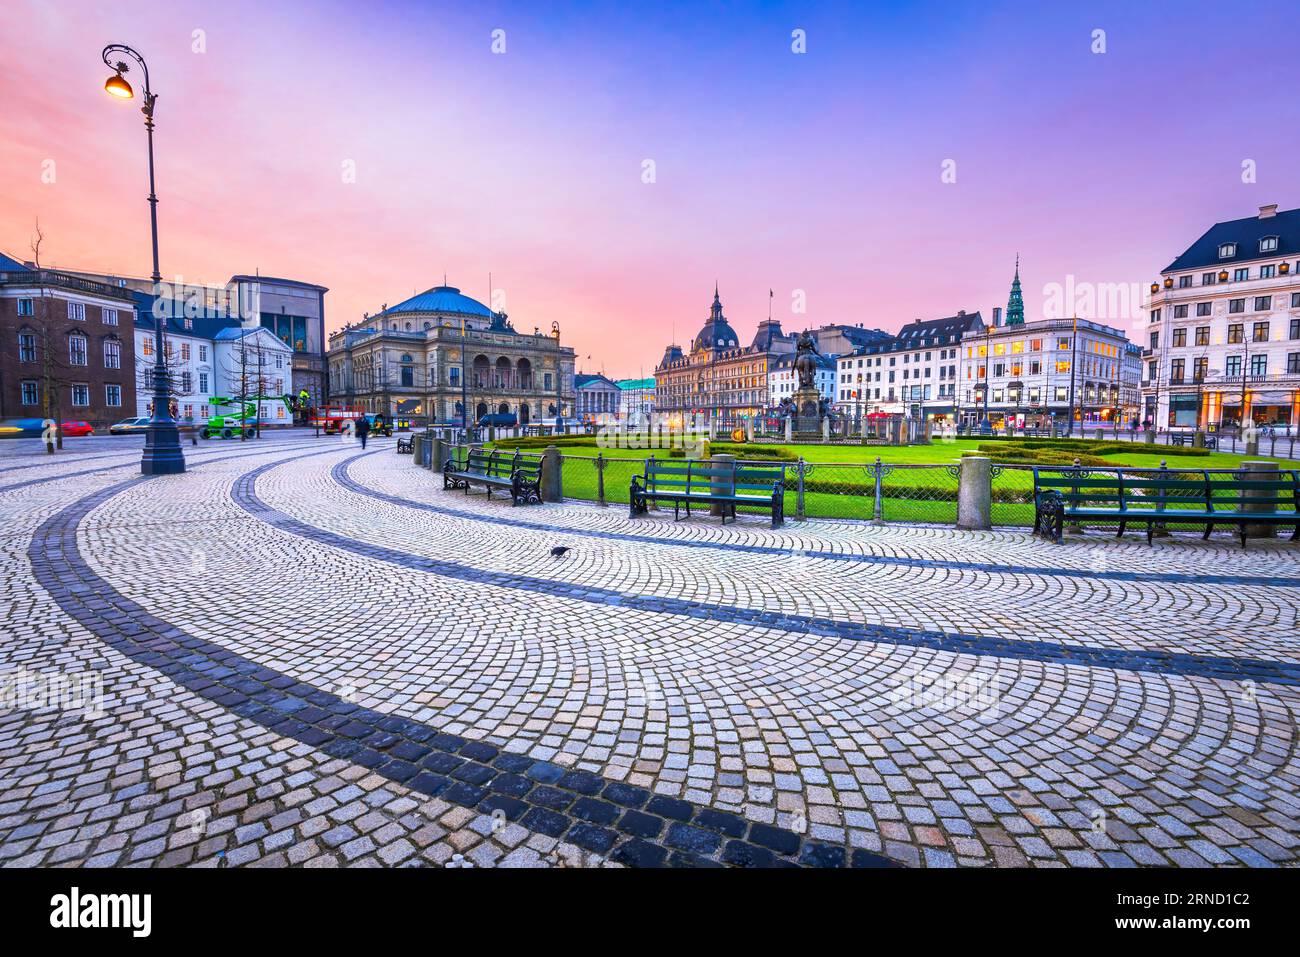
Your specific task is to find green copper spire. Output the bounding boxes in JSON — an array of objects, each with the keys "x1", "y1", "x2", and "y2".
[{"x1": 1006, "y1": 254, "x2": 1025, "y2": 326}]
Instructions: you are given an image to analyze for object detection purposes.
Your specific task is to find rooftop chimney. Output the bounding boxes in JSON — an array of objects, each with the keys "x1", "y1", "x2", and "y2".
[
  {"x1": 1259, "y1": 204, "x2": 1279, "y2": 219},
  {"x1": 992, "y1": 306, "x2": 1003, "y2": 327}
]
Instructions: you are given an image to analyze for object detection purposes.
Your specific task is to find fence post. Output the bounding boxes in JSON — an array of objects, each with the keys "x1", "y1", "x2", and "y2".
[
  {"x1": 795, "y1": 456, "x2": 806, "y2": 521},
  {"x1": 541, "y1": 445, "x2": 563, "y2": 502},
  {"x1": 1153, "y1": 459, "x2": 1170, "y2": 537},
  {"x1": 956, "y1": 456, "x2": 992, "y2": 530},
  {"x1": 709, "y1": 452, "x2": 736, "y2": 517},
  {"x1": 595, "y1": 452, "x2": 606, "y2": 506},
  {"x1": 872, "y1": 456, "x2": 885, "y2": 525},
  {"x1": 1242, "y1": 460, "x2": 1280, "y2": 539}
]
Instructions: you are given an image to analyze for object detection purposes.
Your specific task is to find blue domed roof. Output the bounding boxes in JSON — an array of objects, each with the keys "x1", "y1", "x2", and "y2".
[{"x1": 385, "y1": 285, "x2": 494, "y2": 318}]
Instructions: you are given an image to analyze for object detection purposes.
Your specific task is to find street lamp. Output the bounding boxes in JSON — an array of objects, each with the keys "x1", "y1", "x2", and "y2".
[{"x1": 101, "y1": 43, "x2": 184, "y2": 474}]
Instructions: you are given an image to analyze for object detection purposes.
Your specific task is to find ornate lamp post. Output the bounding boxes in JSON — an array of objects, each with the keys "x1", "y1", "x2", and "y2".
[{"x1": 101, "y1": 44, "x2": 184, "y2": 474}]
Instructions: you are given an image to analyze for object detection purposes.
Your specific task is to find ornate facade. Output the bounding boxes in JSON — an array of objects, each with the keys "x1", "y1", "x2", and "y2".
[
  {"x1": 654, "y1": 286, "x2": 889, "y2": 426},
  {"x1": 327, "y1": 284, "x2": 575, "y2": 426}
]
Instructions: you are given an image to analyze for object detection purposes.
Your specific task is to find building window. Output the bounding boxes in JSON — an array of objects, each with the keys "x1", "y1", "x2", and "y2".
[
  {"x1": 20, "y1": 380, "x2": 38, "y2": 405},
  {"x1": 1169, "y1": 358, "x2": 1185, "y2": 384},
  {"x1": 1254, "y1": 296, "x2": 1271, "y2": 312},
  {"x1": 1288, "y1": 353, "x2": 1300, "y2": 375},
  {"x1": 69, "y1": 335, "x2": 88, "y2": 365},
  {"x1": 1218, "y1": 243, "x2": 1237, "y2": 258},
  {"x1": 1172, "y1": 328, "x2": 1187, "y2": 347},
  {"x1": 1260, "y1": 236, "x2": 1278, "y2": 253},
  {"x1": 1292, "y1": 292, "x2": 1300, "y2": 309},
  {"x1": 1227, "y1": 323, "x2": 1243, "y2": 343},
  {"x1": 71, "y1": 383, "x2": 89, "y2": 406},
  {"x1": 142, "y1": 338, "x2": 153, "y2": 356},
  {"x1": 1226, "y1": 355, "x2": 1242, "y2": 378},
  {"x1": 18, "y1": 332, "x2": 36, "y2": 362},
  {"x1": 1251, "y1": 354, "x2": 1267, "y2": 376},
  {"x1": 199, "y1": 372, "x2": 209, "y2": 393},
  {"x1": 103, "y1": 340, "x2": 120, "y2": 369},
  {"x1": 1173, "y1": 304, "x2": 1188, "y2": 319},
  {"x1": 1148, "y1": 330, "x2": 1159, "y2": 349},
  {"x1": 1252, "y1": 321, "x2": 1269, "y2": 342},
  {"x1": 106, "y1": 384, "x2": 122, "y2": 407},
  {"x1": 1291, "y1": 318, "x2": 1300, "y2": 340},
  {"x1": 1260, "y1": 265, "x2": 1276, "y2": 279},
  {"x1": 181, "y1": 371, "x2": 192, "y2": 393},
  {"x1": 67, "y1": 301, "x2": 86, "y2": 321},
  {"x1": 1195, "y1": 302, "x2": 1212, "y2": 317},
  {"x1": 1195, "y1": 326, "x2": 1210, "y2": 346},
  {"x1": 199, "y1": 344, "x2": 207, "y2": 361},
  {"x1": 544, "y1": 372, "x2": 553, "y2": 390},
  {"x1": 1178, "y1": 275, "x2": 1192, "y2": 288},
  {"x1": 181, "y1": 342, "x2": 190, "y2": 361},
  {"x1": 1201, "y1": 273, "x2": 1216, "y2": 286},
  {"x1": 1234, "y1": 268, "x2": 1250, "y2": 282},
  {"x1": 1228, "y1": 298, "x2": 1245, "y2": 314},
  {"x1": 1193, "y1": 357, "x2": 1208, "y2": 382},
  {"x1": 18, "y1": 298, "x2": 35, "y2": 316},
  {"x1": 103, "y1": 308, "x2": 118, "y2": 326}
]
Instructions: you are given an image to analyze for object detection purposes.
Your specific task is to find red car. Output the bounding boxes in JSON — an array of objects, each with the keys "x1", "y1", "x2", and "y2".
[{"x1": 60, "y1": 420, "x2": 94, "y2": 437}]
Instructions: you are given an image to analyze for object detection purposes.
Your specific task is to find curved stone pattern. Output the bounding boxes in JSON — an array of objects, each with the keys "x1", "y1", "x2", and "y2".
[{"x1": 4, "y1": 437, "x2": 1299, "y2": 868}]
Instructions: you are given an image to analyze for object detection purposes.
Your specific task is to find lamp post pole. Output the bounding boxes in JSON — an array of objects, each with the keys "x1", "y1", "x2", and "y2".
[{"x1": 102, "y1": 44, "x2": 183, "y2": 474}]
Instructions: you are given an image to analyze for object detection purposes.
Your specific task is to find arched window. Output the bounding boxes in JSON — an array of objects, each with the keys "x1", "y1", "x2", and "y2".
[{"x1": 400, "y1": 354, "x2": 414, "y2": 387}]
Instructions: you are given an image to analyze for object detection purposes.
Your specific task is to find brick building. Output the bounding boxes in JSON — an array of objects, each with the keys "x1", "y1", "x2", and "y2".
[{"x1": 0, "y1": 254, "x2": 138, "y2": 429}]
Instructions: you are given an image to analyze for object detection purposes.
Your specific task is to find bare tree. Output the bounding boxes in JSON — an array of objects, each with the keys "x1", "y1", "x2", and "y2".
[
  {"x1": 134, "y1": 317, "x2": 189, "y2": 422},
  {"x1": 218, "y1": 330, "x2": 279, "y2": 440},
  {"x1": 30, "y1": 223, "x2": 66, "y2": 453}
]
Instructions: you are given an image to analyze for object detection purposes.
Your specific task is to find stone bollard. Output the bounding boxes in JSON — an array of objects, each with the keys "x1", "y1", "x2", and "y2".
[
  {"x1": 1095, "y1": 428, "x2": 1105, "y2": 441},
  {"x1": 821, "y1": 418, "x2": 830, "y2": 441},
  {"x1": 1193, "y1": 431, "x2": 1205, "y2": 449},
  {"x1": 1145, "y1": 430, "x2": 1156, "y2": 445},
  {"x1": 429, "y1": 436, "x2": 443, "y2": 470},
  {"x1": 709, "y1": 453, "x2": 736, "y2": 517},
  {"x1": 1242, "y1": 460, "x2": 1279, "y2": 539},
  {"x1": 784, "y1": 418, "x2": 793, "y2": 443},
  {"x1": 540, "y1": 445, "x2": 563, "y2": 502},
  {"x1": 956, "y1": 456, "x2": 992, "y2": 531},
  {"x1": 412, "y1": 433, "x2": 424, "y2": 465}
]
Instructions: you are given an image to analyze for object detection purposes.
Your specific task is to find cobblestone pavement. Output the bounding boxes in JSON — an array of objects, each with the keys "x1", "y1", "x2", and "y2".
[{"x1": 2, "y1": 435, "x2": 1298, "y2": 868}]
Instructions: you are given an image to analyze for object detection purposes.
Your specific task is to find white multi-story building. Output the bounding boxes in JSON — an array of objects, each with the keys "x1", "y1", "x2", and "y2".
[
  {"x1": 1143, "y1": 203, "x2": 1300, "y2": 431},
  {"x1": 835, "y1": 310, "x2": 983, "y2": 426},
  {"x1": 769, "y1": 353, "x2": 836, "y2": 406},
  {"x1": 132, "y1": 293, "x2": 293, "y2": 426},
  {"x1": 960, "y1": 318, "x2": 1141, "y2": 430},
  {"x1": 615, "y1": 377, "x2": 655, "y2": 423}
]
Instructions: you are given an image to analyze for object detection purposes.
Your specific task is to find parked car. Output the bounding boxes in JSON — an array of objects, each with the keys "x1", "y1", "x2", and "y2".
[
  {"x1": 109, "y1": 416, "x2": 152, "y2": 435},
  {"x1": 60, "y1": 420, "x2": 94, "y2": 437}
]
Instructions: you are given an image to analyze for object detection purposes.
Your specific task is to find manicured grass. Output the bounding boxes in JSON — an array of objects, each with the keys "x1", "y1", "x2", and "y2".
[{"x1": 480, "y1": 438, "x2": 1299, "y2": 526}]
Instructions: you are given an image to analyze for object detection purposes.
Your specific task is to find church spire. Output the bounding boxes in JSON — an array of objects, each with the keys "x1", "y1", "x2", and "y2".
[{"x1": 1006, "y1": 255, "x2": 1025, "y2": 326}]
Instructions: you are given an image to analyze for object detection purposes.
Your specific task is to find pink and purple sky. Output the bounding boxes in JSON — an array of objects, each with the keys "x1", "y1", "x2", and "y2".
[{"x1": 2, "y1": 0, "x2": 1296, "y2": 377}]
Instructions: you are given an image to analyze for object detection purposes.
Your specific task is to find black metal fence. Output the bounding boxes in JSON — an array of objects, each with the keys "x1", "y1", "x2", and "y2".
[{"x1": 555, "y1": 454, "x2": 966, "y2": 524}]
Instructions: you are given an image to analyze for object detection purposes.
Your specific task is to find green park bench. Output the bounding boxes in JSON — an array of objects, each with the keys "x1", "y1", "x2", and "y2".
[
  {"x1": 629, "y1": 459, "x2": 786, "y2": 528},
  {"x1": 1032, "y1": 466, "x2": 1299, "y2": 547},
  {"x1": 443, "y1": 448, "x2": 542, "y2": 506}
]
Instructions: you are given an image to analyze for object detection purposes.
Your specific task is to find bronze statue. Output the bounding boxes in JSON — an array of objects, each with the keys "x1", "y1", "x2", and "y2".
[{"x1": 792, "y1": 331, "x2": 821, "y2": 391}]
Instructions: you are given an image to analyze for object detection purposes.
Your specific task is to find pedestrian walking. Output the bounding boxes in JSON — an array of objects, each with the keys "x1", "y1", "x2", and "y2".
[{"x1": 355, "y1": 412, "x2": 370, "y2": 449}]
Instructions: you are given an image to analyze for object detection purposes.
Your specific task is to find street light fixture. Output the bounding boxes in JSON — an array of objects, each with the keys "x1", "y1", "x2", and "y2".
[{"x1": 100, "y1": 43, "x2": 184, "y2": 474}]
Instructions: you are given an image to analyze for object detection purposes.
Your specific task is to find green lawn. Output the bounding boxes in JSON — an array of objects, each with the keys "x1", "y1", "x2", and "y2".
[{"x1": 477, "y1": 438, "x2": 1299, "y2": 526}]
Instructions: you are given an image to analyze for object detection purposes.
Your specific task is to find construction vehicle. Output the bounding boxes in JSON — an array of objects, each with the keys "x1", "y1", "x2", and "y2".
[{"x1": 201, "y1": 394, "x2": 297, "y2": 439}]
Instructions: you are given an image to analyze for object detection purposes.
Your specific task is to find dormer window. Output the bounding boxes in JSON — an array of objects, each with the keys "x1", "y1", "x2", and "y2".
[
  {"x1": 1260, "y1": 236, "x2": 1278, "y2": 253},
  {"x1": 1218, "y1": 243, "x2": 1237, "y2": 259}
]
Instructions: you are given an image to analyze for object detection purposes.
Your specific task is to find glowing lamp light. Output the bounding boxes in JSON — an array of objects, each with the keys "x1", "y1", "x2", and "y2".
[{"x1": 104, "y1": 72, "x2": 133, "y2": 98}]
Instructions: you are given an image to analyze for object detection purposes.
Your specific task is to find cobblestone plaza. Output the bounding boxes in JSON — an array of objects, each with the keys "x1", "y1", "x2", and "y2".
[{"x1": 1, "y1": 433, "x2": 1297, "y2": 869}]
